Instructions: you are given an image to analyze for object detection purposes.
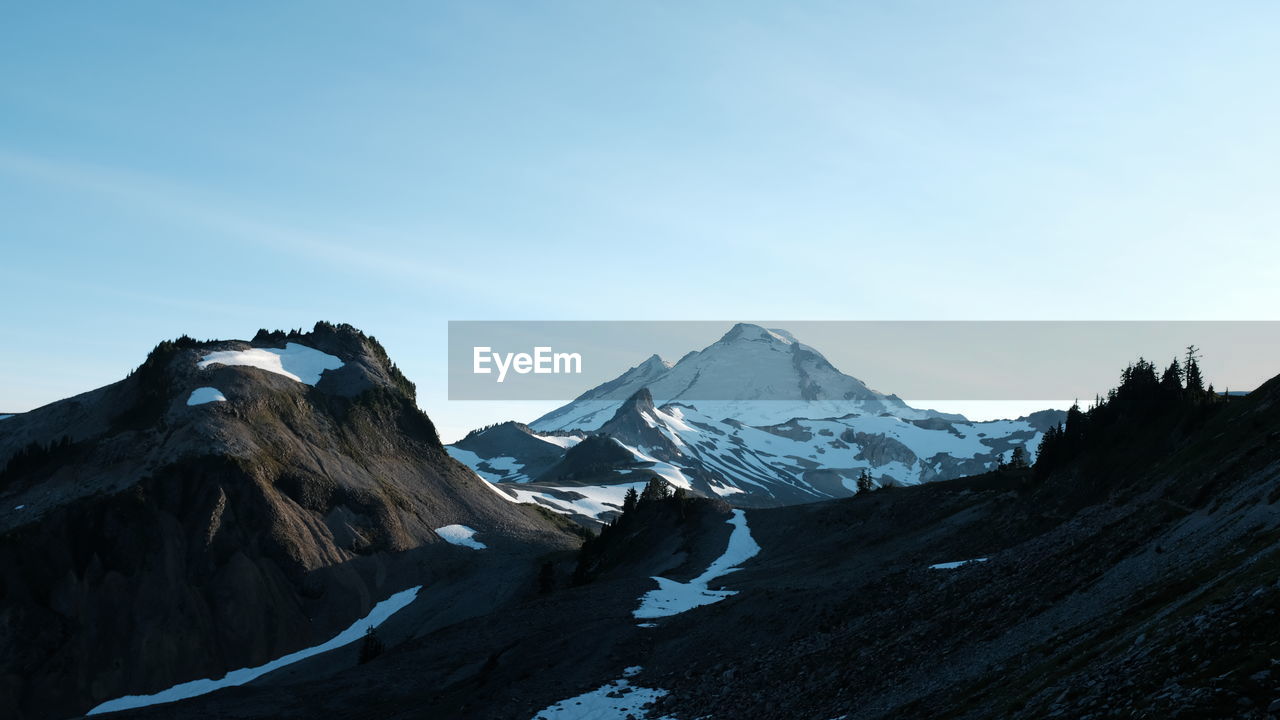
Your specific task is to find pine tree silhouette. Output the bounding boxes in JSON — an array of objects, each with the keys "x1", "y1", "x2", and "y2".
[
  {"x1": 1008, "y1": 445, "x2": 1029, "y2": 469},
  {"x1": 1184, "y1": 345, "x2": 1204, "y2": 398},
  {"x1": 358, "y1": 627, "x2": 384, "y2": 664}
]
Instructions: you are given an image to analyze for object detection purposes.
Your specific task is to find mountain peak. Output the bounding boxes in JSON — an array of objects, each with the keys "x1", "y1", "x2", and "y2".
[
  {"x1": 0, "y1": 325, "x2": 581, "y2": 718},
  {"x1": 640, "y1": 353, "x2": 671, "y2": 370},
  {"x1": 531, "y1": 323, "x2": 946, "y2": 432},
  {"x1": 597, "y1": 387, "x2": 683, "y2": 457},
  {"x1": 719, "y1": 322, "x2": 788, "y2": 344},
  {"x1": 599, "y1": 388, "x2": 658, "y2": 431},
  {"x1": 619, "y1": 387, "x2": 656, "y2": 413}
]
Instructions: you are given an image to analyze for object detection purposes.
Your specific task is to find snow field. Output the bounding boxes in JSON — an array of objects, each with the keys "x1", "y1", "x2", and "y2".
[
  {"x1": 87, "y1": 585, "x2": 422, "y2": 715},
  {"x1": 634, "y1": 510, "x2": 760, "y2": 619},
  {"x1": 197, "y1": 343, "x2": 343, "y2": 386},
  {"x1": 531, "y1": 672, "x2": 672, "y2": 720},
  {"x1": 186, "y1": 387, "x2": 227, "y2": 406},
  {"x1": 436, "y1": 525, "x2": 487, "y2": 549}
]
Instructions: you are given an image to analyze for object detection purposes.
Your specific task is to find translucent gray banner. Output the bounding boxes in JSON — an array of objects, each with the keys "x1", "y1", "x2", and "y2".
[{"x1": 447, "y1": 321, "x2": 1280, "y2": 401}]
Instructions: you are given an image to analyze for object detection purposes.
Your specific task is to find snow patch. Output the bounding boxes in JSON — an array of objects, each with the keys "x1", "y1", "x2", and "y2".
[
  {"x1": 472, "y1": 468, "x2": 646, "y2": 523},
  {"x1": 613, "y1": 440, "x2": 693, "y2": 490},
  {"x1": 708, "y1": 483, "x2": 745, "y2": 497},
  {"x1": 483, "y1": 455, "x2": 528, "y2": 479},
  {"x1": 0, "y1": 414, "x2": 12, "y2": 421},
  {"x1": 446, "y1": 447, "x2": 503, "y2": 482},
  {"x1": 532, "y1": 675, "x2": 670, "y2": 720},
  {"x1": 504, "y1": 482, "x2": 649, "y2": 520},
  {"x1": 445, "y1": 447, "x2": 532, "y2": 482},
  {"x1": 13, "y1": 505, "x2": 24, "y2": 510},
  {"x1": 197, "y1": 343, "x2": 343, "y2": 386},
  {"x1": 436, "y1": 525, "x2": 486, "y2": 550},
  {"x1": 186, "y1": 387, "x2": 227, "y2": 406},
  {"x1": 929, "y1": 558, "x2": 988, "y2": 570},
  {"x1": 634, "y1": 510, "x2": 760, "y2": 619},
  {"x1": 534, "y1": 433, "x2": 583, "y2": 449},
  {"x1": 87, "y1": 585, "x2": 422, "y2": 715}
]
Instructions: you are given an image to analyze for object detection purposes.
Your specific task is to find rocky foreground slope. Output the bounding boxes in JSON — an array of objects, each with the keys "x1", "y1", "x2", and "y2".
[{"x1": 0, "y1": 322, "x2": 579, "y2": 719}]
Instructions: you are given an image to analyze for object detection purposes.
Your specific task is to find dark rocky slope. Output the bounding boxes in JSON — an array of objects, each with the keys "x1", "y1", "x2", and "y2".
[
  {"x1": 0, "y1": 323, "x2": 579, "y2": 719},
  {"x1": 100, "y1": 493, "x2": 739, "y2": 720},
  {"x1": 532, "y1": 434, "x2": 638, "y2": 485},
  {"x1": 645, "y1": 372, "x2": 1280, "y2": 719},
  {"x1": 450, "y1": 421, "x2": 566, "y2": 482}
]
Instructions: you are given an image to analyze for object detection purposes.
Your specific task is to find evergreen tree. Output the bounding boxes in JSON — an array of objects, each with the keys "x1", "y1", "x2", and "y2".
[
  {"x1": 1034, "y1": 422, "x2": 1063, "y2": 479},
  {"x1": 1160, "y1": 358, "x2": 1183, "y2": 392},
  {"x1": 622, "y1": 487, "x2": 639, "y2": 514},
  {"x1": 1065, "y1": 402, "x2": 1084, "y2": 438},
  {"x1": 358, "y1": 626, "x2": 384, "y2": 664},
  {"x1": 855, "y1": 469, "x2": 874, "y2": 493},
  {"x1": 640, "y1": 477, "x2": 669, "y2": 503},
  {"x1": 670, "y1": 487, "x2": 691, "y2": 521},
  {"x1": 1184, "y1": 345, "x2": 1204, "y2": 398},
  {"x1": 1008, "y1": 445, "x2": 1029, "y2": 469},
  {"x1": 1032, "y1": 348, "x2": 1215, "y2": 481}
]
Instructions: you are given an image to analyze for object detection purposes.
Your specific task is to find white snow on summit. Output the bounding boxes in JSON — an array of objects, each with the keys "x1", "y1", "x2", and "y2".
[
  {"x1": 532, "y1": 323, "x2": 943, "y2": 433},
  {"x1": 634, "y1": 510, "x2": 760, "y2": 619},
  {"x1": 197, "y1": 343, "x2": 343, "y2": 386},
  {"x1": 87, "y1": 585, "x2": 421, "y2": 715},
  {"x1": 435, "y1": 525, "x2": 487, "y2": 550},
  {"x1": 186, "y1": 387, "x2": 227, "y2": 406}
]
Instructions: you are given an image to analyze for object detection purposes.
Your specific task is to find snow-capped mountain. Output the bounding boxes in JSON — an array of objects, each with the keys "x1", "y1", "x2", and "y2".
[
  {"x1": 531, "y1": 323, "x2": 962, "y2": 431},
  {"x1": 447, "y1": 324, "x2": 1064, "y2": 519}
]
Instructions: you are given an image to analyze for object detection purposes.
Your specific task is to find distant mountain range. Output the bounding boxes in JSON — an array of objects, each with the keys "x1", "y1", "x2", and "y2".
[{"x1": 448, "y1": 323, "x2": 1063, "y2": 520}]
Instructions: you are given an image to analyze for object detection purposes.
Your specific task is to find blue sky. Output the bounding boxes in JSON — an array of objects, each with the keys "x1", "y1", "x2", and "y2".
[{"x1": 2, "y1": 2, "x2": 1278, "y2": 441}]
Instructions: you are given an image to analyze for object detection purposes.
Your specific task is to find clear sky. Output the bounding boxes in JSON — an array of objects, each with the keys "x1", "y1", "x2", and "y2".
[{"x1": 2, "y1": 2, "x2": 1278, "y2": 441}]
